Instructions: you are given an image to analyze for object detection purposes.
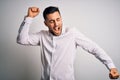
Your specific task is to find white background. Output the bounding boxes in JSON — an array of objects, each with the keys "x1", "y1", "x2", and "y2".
[{"x1": 0, "y1": 0, "x2": 120, "y2": 80}]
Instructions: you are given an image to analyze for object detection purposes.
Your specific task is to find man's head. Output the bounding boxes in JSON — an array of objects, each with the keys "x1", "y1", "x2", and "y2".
[{"x1": 43, "y1": 6, "x2": 62, "y2": 36}]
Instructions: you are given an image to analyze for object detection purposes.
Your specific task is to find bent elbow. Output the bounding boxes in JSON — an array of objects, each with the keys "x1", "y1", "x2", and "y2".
[{"x1": 16, "y1": 36, "x2": 28, "y2": 45}]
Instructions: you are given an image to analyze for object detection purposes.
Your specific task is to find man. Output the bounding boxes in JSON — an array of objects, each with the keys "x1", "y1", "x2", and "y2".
[{"x1": 17, "y1": 6, "x2": 119, "y2": 80}]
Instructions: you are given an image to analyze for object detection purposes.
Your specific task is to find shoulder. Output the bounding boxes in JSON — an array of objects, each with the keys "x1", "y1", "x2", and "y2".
[
  {"x1": 64, "y1": 27, "x2": 84, "y2": 36},
  {"x1": 36, "y1": 30, "x2": 49, "y2": 36},
  {"x1": 64, "y1": 27, "x2": 78, "y2": 33}
]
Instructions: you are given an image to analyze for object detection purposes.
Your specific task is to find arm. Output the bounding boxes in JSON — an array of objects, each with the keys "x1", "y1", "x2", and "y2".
[
  {"x1": 17, "y1": 7, "x2": 41, "y2": 46},
  {"x1": 74, "y1": 28, "x2": 119, "y2": 79}
]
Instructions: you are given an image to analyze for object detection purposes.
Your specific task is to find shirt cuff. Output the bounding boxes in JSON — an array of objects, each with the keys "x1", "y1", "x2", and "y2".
[
  {"x1": 24, "y1": 17, "x2": 33, "y2": 24},
  {"x1": 106, "y1": 63, "x2": 116, "y2": 70}
]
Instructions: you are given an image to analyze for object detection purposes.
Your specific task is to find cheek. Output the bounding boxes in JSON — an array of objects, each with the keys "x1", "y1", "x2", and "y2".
[
  {"x1": 59, "y1": 21, "x2": 62, "y2": 25},
  {"x1": 46, "y1": 23, "x2": 53, "y2": 28},
  {"x1": 49, "y1": 24, "x2": 54, "y2": 29},
  {"x1": 48, "y1": 25, "x2": 54, "y2": 30}
]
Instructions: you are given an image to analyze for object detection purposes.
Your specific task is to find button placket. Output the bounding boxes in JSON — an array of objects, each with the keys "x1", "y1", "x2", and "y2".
[{"x1": 50, "y1": 36, "x2": 57, "y2": 80}]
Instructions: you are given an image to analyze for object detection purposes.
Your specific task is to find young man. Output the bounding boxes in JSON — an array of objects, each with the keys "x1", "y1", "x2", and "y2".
[{"x1": 17, "y1": 6, "x2": 119, "y2": 80}]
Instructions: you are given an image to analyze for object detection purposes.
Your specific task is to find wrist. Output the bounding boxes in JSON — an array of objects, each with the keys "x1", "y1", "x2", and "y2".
[
  {"x1": 24, "y1": 16, "x2": 33, "y2": 24},
  {"x1": 24, "y1": 15, "x2": 34, "y2": 19},
  {"x1": 26, "y1": 15, "x2": 34, "y2": 18},
  {"x1": 110, "y1": 68, "x2": 118, "y2": 71}
]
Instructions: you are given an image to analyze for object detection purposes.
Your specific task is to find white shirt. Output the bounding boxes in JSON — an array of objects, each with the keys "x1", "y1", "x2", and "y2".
[{"x1": 17, "y1": 17, "x2": 116, "y2": 80}]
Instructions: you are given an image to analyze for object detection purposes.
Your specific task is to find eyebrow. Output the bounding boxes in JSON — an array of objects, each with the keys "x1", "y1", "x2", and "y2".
[{"x1": 48, "y1": 17, "x2": 61, "y2": 21}]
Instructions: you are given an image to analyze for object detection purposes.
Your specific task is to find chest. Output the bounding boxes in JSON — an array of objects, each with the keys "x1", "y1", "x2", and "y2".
[{"x1": 41, "y1": 34, "x2": 76, "y2": 52}]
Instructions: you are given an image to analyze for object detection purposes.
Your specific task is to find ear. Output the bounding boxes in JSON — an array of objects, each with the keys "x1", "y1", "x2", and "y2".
[{"x1": 44, "y1": 21, "x2": 48, "y2": 27}]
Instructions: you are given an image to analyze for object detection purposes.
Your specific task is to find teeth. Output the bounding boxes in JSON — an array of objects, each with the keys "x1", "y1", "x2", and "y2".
[{"x1": 55, "y1": 27, "x2": 59, "y2": 30}]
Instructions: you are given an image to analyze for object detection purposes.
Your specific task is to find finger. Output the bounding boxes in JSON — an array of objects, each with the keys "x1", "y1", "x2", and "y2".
[
  {"x1": 110, "y1": 74, "x2": 119, "y2": 79},
  {"x1": 109, "y1": 72, "x2": 119, "y2": 79},
  {"x1": 28, "y1": 7, "x2": 32, "y2": 12},
  {"x1": 113, "y1": 75, "x2": 119, "y2": 79},
  {"x1": 31, "y1": 7, "x2": 39, "y2": 12},
  {"x1": 37, "y1": 8, "x2": 40, "y2": 12},
  {"x1": 31, "y1": 8, "x2": 36, "y2": 12}
]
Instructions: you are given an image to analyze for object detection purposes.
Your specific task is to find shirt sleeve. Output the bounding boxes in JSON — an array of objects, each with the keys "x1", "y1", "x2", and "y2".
[
  {"x1": 17, "y1": 17, "x2": 41, "y2": 46},
  {"x1": 73, "y1": 28, "x2": 116, "y2": 70}
]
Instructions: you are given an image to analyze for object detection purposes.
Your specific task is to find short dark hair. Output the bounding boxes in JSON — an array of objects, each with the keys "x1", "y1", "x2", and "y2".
[{"x1": 43, "y1": 6, "x2": 61, "y2": 20}]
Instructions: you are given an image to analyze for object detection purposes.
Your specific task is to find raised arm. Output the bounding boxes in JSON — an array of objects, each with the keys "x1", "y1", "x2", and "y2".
[{"x1": 17, "y1": 7, "x2": 41, "y2": 46}]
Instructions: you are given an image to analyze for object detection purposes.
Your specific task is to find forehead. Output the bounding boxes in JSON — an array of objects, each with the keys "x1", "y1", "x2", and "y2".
[{"x1": 46, "y1": 11, "x2": 61, "y2": 20}]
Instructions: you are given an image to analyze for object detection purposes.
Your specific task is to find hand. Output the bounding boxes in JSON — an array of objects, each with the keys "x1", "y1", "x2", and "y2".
[
  {"x1": 109, "y1": 68, "x2": 120, "y2": 79},
  {"x1": 27, "y1": 7, "x2": 40, "y2": 18}
]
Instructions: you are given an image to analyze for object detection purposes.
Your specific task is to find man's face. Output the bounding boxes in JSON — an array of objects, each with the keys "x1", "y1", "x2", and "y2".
[{"x1": 44, "y1": 11, "x2": 62, "y2": 36}]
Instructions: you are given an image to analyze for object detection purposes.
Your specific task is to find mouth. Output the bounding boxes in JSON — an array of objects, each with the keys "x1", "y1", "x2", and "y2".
[
  {"x1": 52, "y1": 27, "x2": 62, "y2": 36},
  {"x1": 54, "y1": 27, "x2": 60, "y2": 31}
]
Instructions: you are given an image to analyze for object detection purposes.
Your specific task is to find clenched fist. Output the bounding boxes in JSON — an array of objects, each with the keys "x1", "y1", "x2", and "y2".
[
  {"x1": 109, "y1": 68, "x2": 120, "y2": 79},
  {"x1": 27, "y1": 7, "x2": 40, "y2": 18}
]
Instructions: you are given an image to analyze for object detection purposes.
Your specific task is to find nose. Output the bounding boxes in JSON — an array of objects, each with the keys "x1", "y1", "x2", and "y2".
[{"x1": 54, "y1": 20, "x2": 58, "y2": 26}]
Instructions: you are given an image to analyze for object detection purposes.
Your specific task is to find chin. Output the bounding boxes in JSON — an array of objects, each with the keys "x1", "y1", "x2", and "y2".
[
  {"x1": 54, "y1": 32, "x2": 61, "y2": 36},
  {"x1": 54, "y1": 33, "x2": 61, "y2": 36}
]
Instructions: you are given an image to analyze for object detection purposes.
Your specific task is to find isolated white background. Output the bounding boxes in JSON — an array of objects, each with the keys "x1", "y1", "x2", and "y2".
[{"x1": 0, "y1": 0, "x2": 120, "y2": 80}]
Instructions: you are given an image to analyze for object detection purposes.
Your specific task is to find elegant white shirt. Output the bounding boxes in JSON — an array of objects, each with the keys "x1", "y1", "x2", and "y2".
[{"x1": 17, "y1": 17, "x2": 116, "y2": 80}]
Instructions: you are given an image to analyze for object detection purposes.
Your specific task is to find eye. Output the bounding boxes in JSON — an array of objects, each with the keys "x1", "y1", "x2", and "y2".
[
  {"x1": 57, "y1": 18, "x2": 61, "y2": 21},
  {"x1": 49, "y1": 20, "x2": 54, "y2": 23}
]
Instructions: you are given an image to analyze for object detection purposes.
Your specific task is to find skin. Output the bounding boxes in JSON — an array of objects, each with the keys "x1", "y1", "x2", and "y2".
[
  {"x1": 44, "y1": 11, "x2": 62, "y2": 36},
  {"x1": 26, "y1": 7, "x2": 120, "y2": 79},
  {"x1": 26, "y1": 7, "x2": 62, "y2": 36}
]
